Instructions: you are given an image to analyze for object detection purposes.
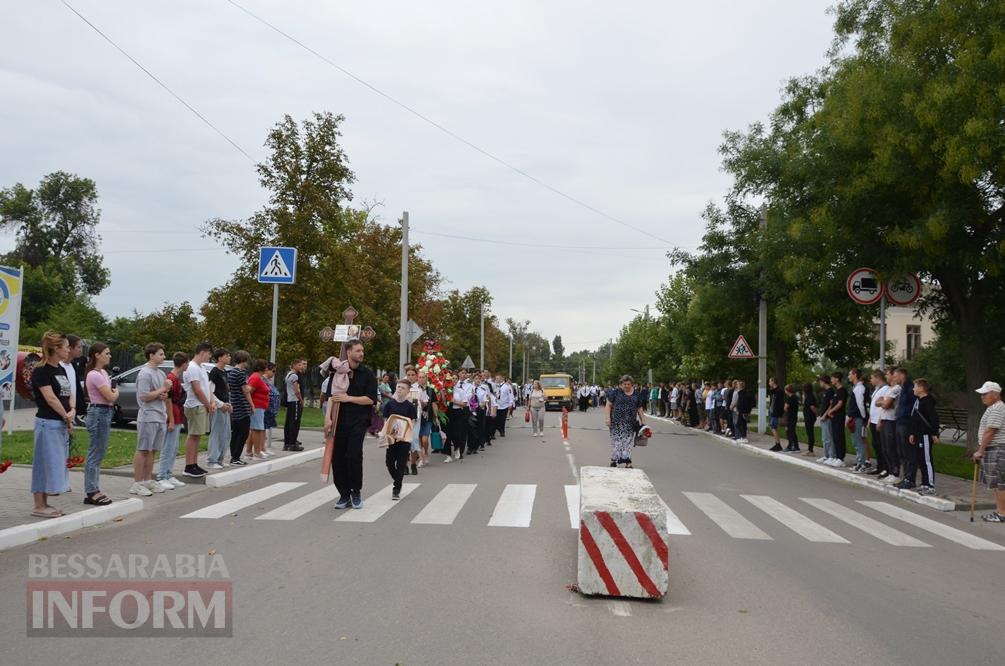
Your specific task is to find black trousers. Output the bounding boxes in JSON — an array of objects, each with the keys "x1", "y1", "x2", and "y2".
[
  {"x1": 495, "y1": 407, "x2": 509, "y2": 437},
  {"x1": 283, "y1": 402, "x2": 302, "y2": 447},
  {"x1": 472, "y1": 408, "x2": 485, "y2": 452},
  {"x1": 881, "y1": 421, "x2": 900, "y2": 475},
  {"x1": 230, "y1": 416, "x2": 250, "y2": 461},
  {"x1": 385, "y1": 441, "x2": 410, "y2": 492},
  {"x1": 869, "y1": 422, "x2": 886, "y2": 473},
  {"x1": 332, "y1": 424, "x2": 366, "y2": 497},
  {"x1": 906, "y1": 433, "x2": 935, "y2": 487},
  {"x1": 831, "y1": 416, "x2": 847, "y2": 460},
  {"x1": 804, "y1": 412, "x2": 816, "y2": 451},
  {"x1": 786, "y1": 416, "x2": 799, "y2": 448},
  {"x1": 446, "y1": 408, "x2": 468, "y2": 456},
  {"x1": 735, "y1": 413, "x2": 748, "y2": 439},
  {"x1": 896, "y1": 422, "x2": 913, "y2": 480}
]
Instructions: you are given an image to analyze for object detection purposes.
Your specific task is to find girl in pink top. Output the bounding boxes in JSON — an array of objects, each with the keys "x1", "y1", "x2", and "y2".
[{"x1": 84, "y1": 343, "x2": 119, "y2": 504}]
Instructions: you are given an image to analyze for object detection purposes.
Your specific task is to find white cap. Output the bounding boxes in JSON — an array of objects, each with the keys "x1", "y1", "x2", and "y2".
[{"x1": 976, "y1": 381, "x2": 1002, "y2": 394}]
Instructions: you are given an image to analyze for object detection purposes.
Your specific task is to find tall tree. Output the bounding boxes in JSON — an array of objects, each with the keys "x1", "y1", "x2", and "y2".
[
  {"x1": 202, "y1": 112, "x2": 441, "y2": 371},
  {"x1": 0, "y1": 171, "x2": 110, "y2": 297},
  {"x1": 552, "y1": 335, "x2": 565, "y2": 359}
]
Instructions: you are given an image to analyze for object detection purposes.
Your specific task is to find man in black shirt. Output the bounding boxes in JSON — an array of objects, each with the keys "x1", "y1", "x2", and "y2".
[
  {"x1": 327, "y1": 340, "x2": 378, "y2": 509},
  {"x1": 827, "y1": 372, "x2": 848, "y2": 466}
]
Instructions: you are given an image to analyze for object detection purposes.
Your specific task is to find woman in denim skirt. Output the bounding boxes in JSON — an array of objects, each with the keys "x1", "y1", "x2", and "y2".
[{"x1": 30, "y1": 332, "x2": 74, "y2": 518}]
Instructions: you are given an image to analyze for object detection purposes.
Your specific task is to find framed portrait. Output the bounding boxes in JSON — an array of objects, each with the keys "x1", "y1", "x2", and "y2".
[{"x1": 378, "y1": 414, "x2": 414, "y2": 447}]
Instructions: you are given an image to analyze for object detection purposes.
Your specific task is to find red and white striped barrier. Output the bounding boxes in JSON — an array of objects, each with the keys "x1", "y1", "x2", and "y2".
[{"x1": 577, "y1": 466, "x2": 669, "y2": 599}]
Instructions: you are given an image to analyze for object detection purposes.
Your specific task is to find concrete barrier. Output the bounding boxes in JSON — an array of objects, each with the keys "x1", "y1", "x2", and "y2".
[{"x1": 577, "y1": 466, "x2": 669, "y2": 599}]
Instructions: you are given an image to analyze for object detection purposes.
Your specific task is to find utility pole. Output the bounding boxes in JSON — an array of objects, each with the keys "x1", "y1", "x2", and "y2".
[
  {"x1": 479, "y1": 303, "x2": 485, "y2": 371},
  {"x1": 878, "y1": 293, "x2": 887, "y2": 371},
  {"x1": 508, "y1": 334, "x2": 513, "y2": 379},
  {"x1": 592, "y1": 357, "x2": 596, "y2": 384},
  {"x1": 399, "y1": 211, "x2": 409, "y2": 376},
  {"x1": 757, "y1": 205, "x2": 768, "y2": 434}
]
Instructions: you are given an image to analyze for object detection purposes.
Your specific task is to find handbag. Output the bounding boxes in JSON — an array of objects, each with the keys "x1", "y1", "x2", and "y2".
[
  {"x1": 524, "y1": 408, "x2": 531, "y2": 423},
  {"x1": 431, "y1": 430, "x2": 444, "y2": 451}
]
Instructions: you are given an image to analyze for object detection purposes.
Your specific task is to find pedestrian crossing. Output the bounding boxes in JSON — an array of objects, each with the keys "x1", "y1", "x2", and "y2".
[{"x1": 179, "y1": 482, "x2": 1005, "y2": 551}]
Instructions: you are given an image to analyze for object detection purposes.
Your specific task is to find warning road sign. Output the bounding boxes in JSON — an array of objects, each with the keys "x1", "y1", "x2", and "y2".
[
  {"x1": 258, "y1": 247, "x2": 297, "y2": 284},
  {"x1": 728, "y1": 335, "x2": 755, "y2": 359}
]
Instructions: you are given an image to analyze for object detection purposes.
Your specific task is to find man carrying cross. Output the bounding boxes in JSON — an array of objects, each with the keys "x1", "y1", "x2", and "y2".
[{"x1": 326, "y1": 340, "x2": 378, "y2": 509}]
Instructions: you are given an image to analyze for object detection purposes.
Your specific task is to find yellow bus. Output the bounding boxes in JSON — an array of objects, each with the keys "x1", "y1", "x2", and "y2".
[{"x1": 539, "y1": 373, "x2": 574, "y2": 411}]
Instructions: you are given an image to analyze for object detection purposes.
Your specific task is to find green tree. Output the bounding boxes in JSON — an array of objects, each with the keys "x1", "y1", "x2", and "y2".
[
  {"x1": 0, "y1": 171, "x2": 110, "y2": 298},
  {"x1": 552, "y1": 335, "x2": 565, "y2": 359},
  {"x1": 721, "y1": 0, "x2": 1005, "y2": 440},
  {"x1": 202, "y1": 112, "x2": 441, "y2": 372}
]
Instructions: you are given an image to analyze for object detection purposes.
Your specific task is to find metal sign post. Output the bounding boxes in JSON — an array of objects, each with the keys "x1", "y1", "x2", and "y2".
[{"x1": 258, "y1": 246, "x2": 298, "y2": 363}]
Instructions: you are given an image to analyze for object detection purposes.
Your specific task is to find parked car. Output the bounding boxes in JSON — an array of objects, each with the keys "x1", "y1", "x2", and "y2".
[{"x1": 110, "y1": 362, "x2": 174, "y2": 425}]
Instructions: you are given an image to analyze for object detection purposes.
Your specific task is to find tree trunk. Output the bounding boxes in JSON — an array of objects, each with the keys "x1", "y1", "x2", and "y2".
[
  {"x1": 772, "y1": 340, "x2": 788, "y2": 387},
  {"x1": 959, "y1": 315, "x2": 991, "y2": 451}
]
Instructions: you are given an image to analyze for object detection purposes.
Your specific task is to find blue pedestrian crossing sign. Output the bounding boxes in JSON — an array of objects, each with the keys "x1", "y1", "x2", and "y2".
[{"x1": 258, "y1": 247, "x2": 297, "y2": 284}]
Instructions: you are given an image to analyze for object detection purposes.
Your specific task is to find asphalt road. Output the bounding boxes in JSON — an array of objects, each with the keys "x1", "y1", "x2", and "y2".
[{"x1": 2, "y1": 408, "x2": 1003, "y2": 665}]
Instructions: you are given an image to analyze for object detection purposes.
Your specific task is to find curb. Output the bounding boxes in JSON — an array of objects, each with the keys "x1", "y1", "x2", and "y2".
[
  {"x1": 0, "y1": 498, "x2": 145, "y2": 552},
  {"x1": 205, "y1": 447, "x2": 323, "y2": 488},
  {"x1": 650, "y1": 416, "x2": 957, "y2": 512}
]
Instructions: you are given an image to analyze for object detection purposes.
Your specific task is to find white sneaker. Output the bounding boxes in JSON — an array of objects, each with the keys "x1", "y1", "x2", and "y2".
[
  {"x1": 206, "y1": 462, "x2": 224, "y2": 470},
  {"x1": 168, "y1": 477, "x2": 186, "y2": 488},
  {"x1": 443, "y1": 456, "x2": 452, "y2": 464},
  {"x1": 157, "y1": 479, "x2": 175, "y2": 491},
  {"x1": 884, "y1": 475, "x2": 901, "y2": 485},
  {"x1": 143, "y1": 479, "x2": 166, "y2": 493},
  {"x1": 817, "y1": 456, "x2": 828, "y2": 463},
  {"x1": 454, "y1": 453, "x2": 462, "y2": 461},
  {"x1": 830, "y1": 460, "x2": 846, "y2": 468},
  {"x1": 129, "y1": 482, "x2": 153, "y2": 497},
  {"x1": 254, "y1": 453, "x2": 269, "y2": 460}
]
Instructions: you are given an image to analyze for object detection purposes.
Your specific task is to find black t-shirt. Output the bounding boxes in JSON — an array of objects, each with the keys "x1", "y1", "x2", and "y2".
[
  {"x1": 209, "y1": 366, "x2": 230, "y2": 403},
  {"x1": 383, "y1": 399, "x2": 418, "y2": 420},
  {"x1": 803, "y1": 391, "x2": 817, "y2": 415},
  {"x1": 785, "y1": 394, "x2": 799, "y2": 420},
  {"x1": 832, "y1": 386, "x2": 848, "y2": 417},
  {"x1": 770, "y1": 387, "x2": 785, "y2": 417},
  {"x1": 32, "y1": 363, "x2": 72, "y2": 420},
  {"x1": 337, "y1": 364, "x2": 379, "y2": 431},
  {"x1": 821, "y1": 387, "x2": 835, "y2": 415}
]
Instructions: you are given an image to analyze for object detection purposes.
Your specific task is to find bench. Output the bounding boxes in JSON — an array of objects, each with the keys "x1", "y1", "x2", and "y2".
[{"x1": 935, "y1": 406, "x2": 968, "y2": 443}]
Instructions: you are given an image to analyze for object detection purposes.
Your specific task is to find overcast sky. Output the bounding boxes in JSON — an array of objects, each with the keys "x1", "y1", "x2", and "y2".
[{"x1": 1, "y1": 0, "x2": 835, "y2": 353}]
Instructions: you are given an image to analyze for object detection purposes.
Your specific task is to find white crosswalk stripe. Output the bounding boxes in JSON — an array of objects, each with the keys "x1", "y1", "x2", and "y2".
[
  {"x1": 181, "y1": 482, "x2": 306, "y2": 519},
  {"x1": 175, "y1": 483, "x2": 1005, "y2": 553},
  {"x1": 412, "y1": 484, "x2": 477, "y2": 525},
  {"x1": 256, "y1": 485, "x2": 341, "y2": 521},
  {"x1": 859, "y1": 501, "x2": 1005, "y2": 551},
  {"x1": 336, "y1": 484, "x2": 419, "y2": 523},
  {"x1": 742, "y1": 495, "x2": 849, "y2": 543},
  {"x1": 662, "y1": 499, "x2": 691, "y2": 535},
  {"x1": 800, "y1": 498, "x2": 930, "y2": 547},
  {"x1": 488, "y1": 484, "x2": 537, "y2": 527},
  {"x1": 564, "y1": 485, "x2": 580, "y2": 529},
  {"x1": 683, "y1": 492, "x2": 772, "y2": 540}
]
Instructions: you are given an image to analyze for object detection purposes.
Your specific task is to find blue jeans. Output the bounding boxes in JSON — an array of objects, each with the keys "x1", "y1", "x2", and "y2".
[
  {"x1": 208, "y1": 409, "x2": 231, "y2": 465},
  {"x1": 158, "y1": 424, "x2": 182, "y2": 481},
  {"x1": 84, "y1": 405, "x2": 113, "y2": 494},
  {"x1": 852, "y1": 416, "x2": 868, "y2": 465},
  {"x1": 821, "y1": 417, "x2": 835, "y2": 458}
]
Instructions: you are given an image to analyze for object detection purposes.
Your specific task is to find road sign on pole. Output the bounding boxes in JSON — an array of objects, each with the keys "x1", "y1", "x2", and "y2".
[
  {"x1": 885, "y1": 274, "x2": 921, "y2": 306},
  {"x1": 846, "y1": 267, "x2": 883, "y2": 305},
  {"x1": 728, "y1": 335, "x2": 755, "y2": 359},
  {"x1": 405, "y1": 319, "x2": 423, "y2": 345},
  {"x1": 258, "y1": 246, "x2": 297, "y2": 363},
  {"x1": 258, "y1": 247, "x2": 297, "y2": 284}
]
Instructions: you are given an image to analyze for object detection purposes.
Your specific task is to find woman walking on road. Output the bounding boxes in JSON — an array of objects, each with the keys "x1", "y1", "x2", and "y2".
[
  {"x1": 529, "y1": 380, "x2": 546, "y2": 438},
  {"x1": 605, "y1": 374, "x2": 646, "y2": 468}
]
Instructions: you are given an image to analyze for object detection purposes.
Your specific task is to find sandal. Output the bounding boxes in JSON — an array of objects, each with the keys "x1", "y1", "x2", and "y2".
[
  {"x1": 84, "y1": 492, "x2": 113, "y2": 506},
  {"x1": 31, "y1": 508, "x2": 64, "y2": 519}
]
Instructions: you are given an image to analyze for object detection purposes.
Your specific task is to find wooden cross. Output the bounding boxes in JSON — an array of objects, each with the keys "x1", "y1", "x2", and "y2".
[{"x1": 320, "y1": 307, "x2": 376, "y2": 483}]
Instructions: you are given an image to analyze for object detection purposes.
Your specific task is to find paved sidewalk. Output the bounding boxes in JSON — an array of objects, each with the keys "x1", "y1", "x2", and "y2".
[
  {"x1": 0, "y1": 429, "x2": 327, "y2": 544},
  {"x1": 650, "y1": 414, "x2": 993, "y2": 512}
]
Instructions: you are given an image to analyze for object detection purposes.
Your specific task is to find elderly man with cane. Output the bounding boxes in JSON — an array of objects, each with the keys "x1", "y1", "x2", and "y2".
[{"x1": 974, "y1": 381, "x2": 1005, "y2": 523}]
